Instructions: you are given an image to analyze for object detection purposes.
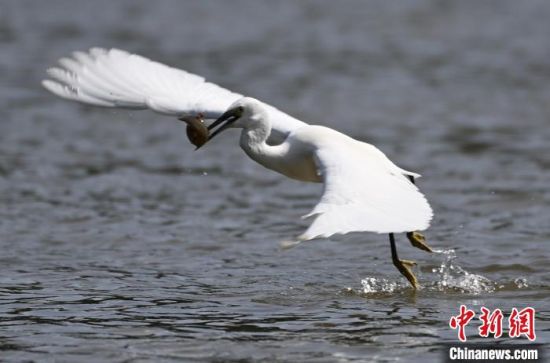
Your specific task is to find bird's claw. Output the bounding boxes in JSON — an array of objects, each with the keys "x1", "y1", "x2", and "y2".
[
  {"x1": 407, "y1": 231, "x2": 433, "y2": 253},
  {"x1": 393, "y1": 258, "x2": 419, "y2": 289}
]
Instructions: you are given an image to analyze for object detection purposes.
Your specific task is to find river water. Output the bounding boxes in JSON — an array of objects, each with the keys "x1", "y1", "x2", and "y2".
[{"x1": 1, "y1": 0, "x2": 549, "y2": 361}]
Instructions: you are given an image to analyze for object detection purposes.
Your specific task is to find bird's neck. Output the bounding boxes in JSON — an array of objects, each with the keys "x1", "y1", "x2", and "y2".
[
  {"x1": 239, "y1": 116, "x2": 287, "y2": 166},
  {"x1": 241, "y1": 119, "x2": 271, "y2": 149}
]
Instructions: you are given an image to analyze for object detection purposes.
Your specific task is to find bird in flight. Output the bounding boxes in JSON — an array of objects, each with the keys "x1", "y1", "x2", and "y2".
[{"x1": 42, "y1": 48, "x2": 434, "y2": 289}]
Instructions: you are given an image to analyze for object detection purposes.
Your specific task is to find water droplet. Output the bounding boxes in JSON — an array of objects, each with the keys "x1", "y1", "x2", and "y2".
[{"x1": 514, "y1": 277, "x2": 528, "y2": 288}]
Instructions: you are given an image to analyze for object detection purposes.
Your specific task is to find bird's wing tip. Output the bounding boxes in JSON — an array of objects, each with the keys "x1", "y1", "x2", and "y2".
[{"x1": 41, "y1": 79, "x2": 64, "y2": 94}]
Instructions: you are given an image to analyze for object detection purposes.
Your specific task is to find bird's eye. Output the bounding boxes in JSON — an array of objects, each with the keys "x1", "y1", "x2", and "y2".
[{"x1": 237, "y1": 106, "x2": 244, "y2": 114}]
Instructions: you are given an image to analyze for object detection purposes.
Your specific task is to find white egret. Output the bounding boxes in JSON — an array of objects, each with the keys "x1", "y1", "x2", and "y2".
[{"x1": 42, "y1": 48, "x2": 434, "y2": 289}]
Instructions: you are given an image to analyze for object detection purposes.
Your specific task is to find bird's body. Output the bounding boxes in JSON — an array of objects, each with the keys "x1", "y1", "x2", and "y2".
[
  {"x1": 42, "y1": 48, "x2": 434, "y2": 288},
  {"x1": 223, "y1": 98, "x2": 432, "y2": 239}
]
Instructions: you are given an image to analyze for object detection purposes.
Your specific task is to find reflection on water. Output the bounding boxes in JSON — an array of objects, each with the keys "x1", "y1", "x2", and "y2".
[{"x1": 1, "y1": 0, "x2": 550, "y2": 362}]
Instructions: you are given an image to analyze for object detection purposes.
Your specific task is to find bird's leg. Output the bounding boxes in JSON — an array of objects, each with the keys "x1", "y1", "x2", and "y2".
[
  {"x1": 389, "y1": 233, "x2": 419, "y2": 289},
  {"x1": 405, "y1": 174, "x2": 433, "y2": 253},
  {"x1": 407, "y1": 231, "x2": 433, "y2": 253}
]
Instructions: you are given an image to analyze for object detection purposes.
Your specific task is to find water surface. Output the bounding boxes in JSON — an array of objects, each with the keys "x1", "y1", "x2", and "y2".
[{"x1": 1, "y1": 1, "x2": 549, "y2": 361}]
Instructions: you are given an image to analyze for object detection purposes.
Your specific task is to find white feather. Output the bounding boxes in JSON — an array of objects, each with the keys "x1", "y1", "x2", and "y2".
[
  {"x1": 42, "y1": 48, "x2": 237, "y2": 116},
  {"x1": 42, "y1": 47, "x2": 307, "y2": 138},
  {"x1": 293, "y1": 126, "x2": 432, "y2": 240}
]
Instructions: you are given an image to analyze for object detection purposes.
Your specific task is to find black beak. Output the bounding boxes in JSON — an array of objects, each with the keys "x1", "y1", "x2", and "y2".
[{"x1": 207, "y1": 108, "x2": 241, "y2": 142}]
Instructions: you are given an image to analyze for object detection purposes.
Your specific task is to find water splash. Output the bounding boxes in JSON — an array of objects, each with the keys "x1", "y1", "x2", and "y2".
[
  {"x1": 431, "y1": 249, "x2": 496, "y2": 294},
  {"x1": 359, "y1": 249, "x2": 498, "y2": 295},
  {"x1": 513, "y1": 277, "x2": 528, "y2": 289},
  {"x1": 360, "y1": 277, "x2": 407, "y2": 294}
]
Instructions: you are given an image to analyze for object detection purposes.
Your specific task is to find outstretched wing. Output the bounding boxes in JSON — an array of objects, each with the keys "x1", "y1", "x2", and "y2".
[
  {"x1": 299, "y1": 130, "x2": 432, "y2": 240},
  {"x1": 42, "y1": 48, "x2": 307, "y2": 138},
  {"x1": 42, "y1": 48, "x2": 240, "y2": 118}
]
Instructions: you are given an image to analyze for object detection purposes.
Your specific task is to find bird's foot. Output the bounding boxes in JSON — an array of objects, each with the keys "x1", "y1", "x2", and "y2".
[
  {"x1": 393, "y1": 258, "x2": 419, "y2": 289},
  {"x1": 407, "y1": 231, "x2": 433, "y2": 253}
]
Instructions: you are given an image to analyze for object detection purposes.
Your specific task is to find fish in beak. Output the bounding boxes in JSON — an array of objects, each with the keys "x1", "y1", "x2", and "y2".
[{"x1": 179, "y1": 107, "x2": 243, "y2": 149}]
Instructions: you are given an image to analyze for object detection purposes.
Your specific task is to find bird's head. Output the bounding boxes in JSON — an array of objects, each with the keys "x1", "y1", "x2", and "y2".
[{"x1": 206, "y1": 97, "x2": 267, "y2": 142}]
